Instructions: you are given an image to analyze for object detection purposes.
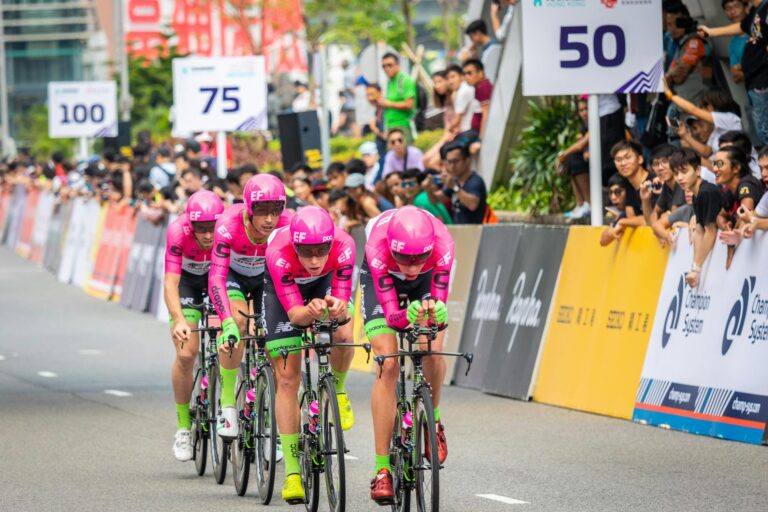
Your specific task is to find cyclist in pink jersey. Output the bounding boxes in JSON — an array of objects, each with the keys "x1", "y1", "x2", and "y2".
[
  {"x1": 163, "y1": 190, "x2": 224, "y2": 462},
  {"x1": 263, "y1": 206, "x2": 356, "y2": 503},
  {"x1": 207, "y1": 173, "x2": 291, "y2": 439},
  {"x1": 361, "y1": 205, "x2": 454, "y2": 505}
]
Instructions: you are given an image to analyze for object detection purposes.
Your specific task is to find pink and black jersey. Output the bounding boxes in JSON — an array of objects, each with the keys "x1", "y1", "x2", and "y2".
[{"x1": 164, "y1": 214, "x2": 212, "y2": 276}]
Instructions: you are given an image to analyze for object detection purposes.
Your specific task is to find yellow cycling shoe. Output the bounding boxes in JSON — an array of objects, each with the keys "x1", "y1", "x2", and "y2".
[
  {"x1": 337, "y1": 392, "x2": 355, "y2": 431},
  {"x1": 282, "y1": 473, "x2": 305, "y2": 504}
]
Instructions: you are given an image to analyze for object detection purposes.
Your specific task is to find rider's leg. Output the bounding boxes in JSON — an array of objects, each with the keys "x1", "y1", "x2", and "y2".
[
  {"x1": 369, "y1": 329, "x2": 399, "y2": 474},
  {"x1": 270, "y1": 345, "x2": 302, "y2": 477},
  {"x1": 171, "y1": 309, "x2": 201, "y2": 428},
  {"x1": 422, "y1": 329, "x2": 446, "y2": 411},
  {"x1": 329, "y1": 317, "x2": 354, "y2": 391},
  {"x1": 218, "y1": 296, "x2": 249, "y2": 408}
]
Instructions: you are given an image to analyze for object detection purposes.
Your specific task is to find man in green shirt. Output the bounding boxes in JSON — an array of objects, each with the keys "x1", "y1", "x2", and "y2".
[
  {"x1": 380, "y1": 52, "x2": 416, "y2": 143},
  {"x1": 414, "y1": 169, "x2": 453, "y2": 225}
]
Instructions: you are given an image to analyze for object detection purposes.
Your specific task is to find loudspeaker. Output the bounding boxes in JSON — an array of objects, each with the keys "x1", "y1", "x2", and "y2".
[
  {"x1": 102, "y1": 121, "x2": 132, "y2": 154},
  {"x1": 278, "y1": 111, "x2": 323, "y2": 171}
]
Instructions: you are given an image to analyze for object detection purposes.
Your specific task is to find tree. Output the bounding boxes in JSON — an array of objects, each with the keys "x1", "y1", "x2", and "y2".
[
  {"x1": 15, "y1": 105, "x2": 74, "y2": 160},
  {"x1": 427, "y1": 2, "x2": 464, "y2": 57}
]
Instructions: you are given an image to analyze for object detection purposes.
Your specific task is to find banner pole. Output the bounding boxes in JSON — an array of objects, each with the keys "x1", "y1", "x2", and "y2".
[
  {"x1": 587, "y1": 95, "x2": 603, "y2": 227},
  {"x1": 216, "y1": 131, "x2": 227, "y2": 179},
  {"x1": 78, "y1": 137, "x2": 88, "y2": 162}
]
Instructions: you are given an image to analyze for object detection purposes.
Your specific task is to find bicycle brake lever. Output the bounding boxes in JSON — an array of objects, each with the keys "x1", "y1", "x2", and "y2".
[
  {"x1": 464, "y1": 353, "x2": 474, "y2": 376},
  {"x1": 374, "y1": 355, "x2": 384, "y2": 379},
  {"x1": 281, "y1": 349, "x2": 289, "y2": 370},
  {"x1": 364, "y1": 343, "x2": 371, "y2": 364}
]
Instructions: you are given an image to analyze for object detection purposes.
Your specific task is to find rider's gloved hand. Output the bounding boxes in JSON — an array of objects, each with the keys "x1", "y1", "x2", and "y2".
[
  {"x1": 407, "y1": 300, "x2": 422, "y2": 324},
  {"x1": 217, "y1": 317, "x2": 240, "y2": 348},
  {"x1": 433, "y1": 300, "x2": 448, "y2": 325}
]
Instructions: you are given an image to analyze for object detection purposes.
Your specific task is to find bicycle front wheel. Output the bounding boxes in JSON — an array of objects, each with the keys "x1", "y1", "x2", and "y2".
[
  {"x1": 413, "y1": 386, "x2": 439, "y2": 512},
  {"x1": 299, "y1": 385, "x2": 320, "y2": 512},
  {"x1": 390, "y1": 407, "x2": 411, "y2": 512},
  {"x1": 190, "y1": 361, "x2": 208, "y2": 477},
  {"x1": 319, "y1": 377, "x2": 346, "y2": 512},
  {"x1": 209, "y1": 363, "x2": 229, "y2": 485},
  {"x1": 254, "y1": 366, "x2": 277, "y2": 504},
  {"x1": 232, "y1": 363, "x2": 250, "y2": 496}
]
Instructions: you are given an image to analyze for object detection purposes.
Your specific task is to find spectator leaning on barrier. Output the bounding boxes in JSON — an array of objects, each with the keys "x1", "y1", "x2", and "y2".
[
  {"x1": 700, "y1": 0, "x2": 768, "y2": 146},
  {"x1": 397, "y1": 168, "x2": 423, "y2": 206},
  {"x1": 491, "y1": 0, "x2": 518, "y2": 43},
  {"x1": 718, "y1": 130, "x2": 762, "y2": 179},
  {"x1": 670, "y1": 147, "x2": 724, "y2": 288},
  {"x1": 415, "y1": 168, "x2": 453, "y2": 225},
  {"x1": 462, "y1": 59, "x2": 493, "y2": 140},
  {"x1": 380, "y1": 52, "x2": 417, "y2": 143},
  {"x1": 381, "y1": 171, "x2": 403, "y2": 209},
  {"x1": 326, "y1": 162, "x2": 347, "y2": 192},
  {"x1": 600, "y1": 174, "x2": 631, "y2": 247},
  {"x1": 359, "y1": 141, "x2": 382, "y2": 189},
  {"x1": 149, "y1": 146, "x2": 176, "y2": 191},
  {"x1": 739, "y1": 147, "x2": 768, "y2": 237},
  {"x1": 612, "y1": 140, "x2": 654, "y2": 225},
  {"x1": 441, "y1": 140, "x2": 487, "y2": 224},
  {"x1": 345, "y1": 172, "x2": 382, "y2": 221},
  {"x1": 465, "y1": 19, "x2": 502, "y2": 83},
  {"x1": 446, "y1": 65, "x2": 477, "y2": 136},
  {"x1": 382, "y1": 128, "x2": 425, "y2": 178},
  {"x1": 648, "y1": 144, "x2": 687, "y2": 246}
]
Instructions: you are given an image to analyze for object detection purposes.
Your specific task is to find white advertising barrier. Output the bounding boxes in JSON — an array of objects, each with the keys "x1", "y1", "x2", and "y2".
[
  {"x1": 153, "y1": 215, "x2": 176, "y2": 322},
  {"x1": 634, "y1": 229, "x2": 768, "y2": 445},
  {"x1": 30, "y1": 191, "x2": 56, "y2": 262},
  {"x1": 58, "y1": 198, "x2": 86, "y2": 284},
  {"x1": 48, "y1": 81, "x2": 117, "y2": 138},
  {"x1": 71, "y1": 200, "x2": 103, "y2": 289},
  {"x1": 172, "y1": 56, "x2": 268, "y2": 133},
  {"x1": 522, "y1": 0, "x2": 663, "y2": 95}
]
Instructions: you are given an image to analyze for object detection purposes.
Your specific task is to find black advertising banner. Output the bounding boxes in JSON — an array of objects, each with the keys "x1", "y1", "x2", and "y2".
[
  {"x1": 121, "y1": 216, "x2": 164, "y2": 311},
  {"x1": 453, "y1": 225, "x2": 523, "y2": 389},
  {"x1": 482, "y1": 226, "x2": 568, "y2": 399}
]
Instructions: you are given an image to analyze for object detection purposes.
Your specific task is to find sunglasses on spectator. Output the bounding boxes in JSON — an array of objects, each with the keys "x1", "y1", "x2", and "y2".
[
  {"x1": 295, "y1": 243, "x2": 332, "y2": 259},
  {"x1": 191, "y1": 221, "x2": 216, "y2": 233},
  {"x1": 444, "y1": 158, "x2": 463, "y2": 166},
  {"x1": 712, "y1": 160, "x2": 727, "y2": 169},
  {"x1": 608, "y1": 187, "x2": 624, "y2": 196},
  {"x1": 389, "y1": 138, "x2": 404, "y2": 145},
  {"x1": 401, "y1": 180, "x2": 418, "y2": 188},
  {"x1": 382, "y1": 63, "x2": 395, "y2": 69},
  {"x1": 251, "y1": 201, "x2": 284, "y2": 217},
  {"x1": 391, "y1": 250, "x2": 432, "y2": 266}
]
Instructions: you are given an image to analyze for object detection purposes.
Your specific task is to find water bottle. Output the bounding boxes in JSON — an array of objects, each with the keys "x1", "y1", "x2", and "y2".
[
  {"x1": 308, "y1": 400, "x2": 320, "y2": 434},
  {"x1": 245, "y1": 387, "x2": 256, "y2": 419},
  {"x1": 401, "y1": 411, "x2": 413, "y2": 450}
]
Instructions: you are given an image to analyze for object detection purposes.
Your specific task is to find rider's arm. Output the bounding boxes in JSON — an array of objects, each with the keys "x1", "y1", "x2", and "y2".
[
  {"x1": 208, "y1": 229, "x2": 233, "y2": 321},
  {"x1": 163, "y1": 220, "x2": 186, "y2": 325},
  {"x1": 366, "y1": 245, "x2": 410, "y2": 331},
  {"x1": 429, "y1": 225, "x2": 455, "y2": 304},
  {"x1": 164, "y1": 272, "x2": 186, "y2": 326},
  {"x1": 329, "y1": 230, "x2": 356, "y2": 310},
  {"x1": 266, "y1": 245, "x2": 314, "y2": 326}
]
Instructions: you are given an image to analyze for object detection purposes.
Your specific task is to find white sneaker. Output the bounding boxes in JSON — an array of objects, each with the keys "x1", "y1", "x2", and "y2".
[
  {"x1": 173, "y1": 430, "x2": 193, "y2": 461},
  {"x1": 217, "y1": 407, "x2": 239, "y2": 440},
  {"x1": 572, "y1": 202, "x2": 590, "y2": 219},
  {"x1": 263, "y1": 436, "x2": 284, "y2": 463}
]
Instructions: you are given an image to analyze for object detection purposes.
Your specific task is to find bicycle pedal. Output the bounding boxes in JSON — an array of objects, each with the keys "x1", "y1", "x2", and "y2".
[{"x1": 285, "y1": 498, "x2": 305, "y2": 505}]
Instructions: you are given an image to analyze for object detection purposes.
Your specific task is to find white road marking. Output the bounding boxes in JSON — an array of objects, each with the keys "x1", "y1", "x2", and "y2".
[
  {"x1": 37, "y1": 371, "x2": 58, "y2": 378},
  {"x1": 344, "y1": 454, "x2": 358, "y2": 461},
  {"x1": 78, "y1": 349, "x2": 102, "y2": 356},
  {"x1": 104, "y1": 390, "x2": 132, "y2": 397},
  {"x1": 476, "y1": 494, "x2": 529, "y2": 505}
]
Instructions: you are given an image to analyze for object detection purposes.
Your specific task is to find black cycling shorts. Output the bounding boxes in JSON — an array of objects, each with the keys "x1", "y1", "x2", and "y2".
[
  {"x1": 359, "y1": 257, "x2": 433, "y2": 339},
  {"x1": 176, "y1": 270, "x2": 208, "y2": 325},
  {"x1": 226, "y1": 267, "x2": 264, "y2": 313}
]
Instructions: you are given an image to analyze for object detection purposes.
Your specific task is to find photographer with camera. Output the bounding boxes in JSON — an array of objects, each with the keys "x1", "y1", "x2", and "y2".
[
  {"x1": 664, "y1": 3, "x2": 712, "y2": 106},
  {"x1": 414, "y1": 168, "x2": 454, "y2": 225}
]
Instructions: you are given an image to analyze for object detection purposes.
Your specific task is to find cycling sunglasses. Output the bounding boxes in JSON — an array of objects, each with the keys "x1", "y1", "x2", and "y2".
[
  {"x1": 191, "y1": 221, "x2": 216, "y2": 233},
  {"x1": 391, "y1": 250, "x2": 432, "y2": 266},
  {"x1": 251, "y1": 201, "x2": 285, "y2": 217},
  {"x1": 295, "y1": 242, "x2": 332, "y2": 258}
]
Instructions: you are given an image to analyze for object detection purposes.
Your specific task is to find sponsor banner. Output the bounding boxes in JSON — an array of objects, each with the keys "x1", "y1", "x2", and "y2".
[
  {"x1": 112, "y1": 212, "x2": 138, "y2": 302},
  {"x1": 121, "y1": 215, "x2": 165, "y2": 312},
  {"x1": 4, "y1": 185, "x2": 27, "y2": 248},
  {"x1": 58, "y1": 198, "x2": 87, "y2": 284},
  {"x1": 72, "y1": 201, "x2": 106, "y2": 289},
  {"x1": 14, "y1": 186, "x2": 40, "y2": 258},
  {"x1": 0, "y1": 190, "x2": 11, "y2": 241},
  {"x1": 151, "y1": 215, "x2": 175, "y2": 320},
  {"x1": 483, "y1": 225, "x2": 568, "y2": 399},
  {"x1": 43, "y1": 200, "x2": 72, "y2": 274},
  {"x1": 634, "y1": 230, "x2": 768, "y2": 445},
  {"x1": 533, "y1": 227, "x2": 668, "y2": 419},
  {"x1": 30, "y1": 191, "x2": 56, "y2": 263},
  {"x1": 443, "y1": 225, "x2": 483, "y2": 385},
  {"x1": 454, "y1": 225, "x2": 524, "y2": 389},
  {"x1": 85, "y1": 205, "x2": 136, "y2": 300}
]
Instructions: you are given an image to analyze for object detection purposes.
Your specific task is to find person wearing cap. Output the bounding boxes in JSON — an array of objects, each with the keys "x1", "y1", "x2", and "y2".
[
  {"x1": 360, "y1": 140, "x2": 382, "y2": 189},
  {"x1": 292, "y1": 81, "x2": 312, "y2": 112},
  {"x1": 345, "y1": 172, "x2": 385, "y2": 222},
  {"x1": 311, "y1": 179, "x2": 330, "y2": 210}
]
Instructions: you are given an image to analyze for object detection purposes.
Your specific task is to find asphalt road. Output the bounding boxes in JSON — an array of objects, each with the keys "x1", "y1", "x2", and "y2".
[{"x1": 2, "y1": 247, "x2": 768, "y2": 512}]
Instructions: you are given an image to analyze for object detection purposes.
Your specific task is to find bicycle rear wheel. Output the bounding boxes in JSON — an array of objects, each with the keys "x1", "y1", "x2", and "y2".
[
  {"x1": 208, "y1": 363, "x2": 229, "y2": 485},
  {"x1": 254, "y1": 366, "x2": 277, "y2": 504},
  {"x1": 190, "y1": 362, "x2": 208, "y2": 477},
  {"x1": 319, "y1": 377, "x2": 346, "y2": 512},
  {"x1": 232, "y1": 363, "x2": 250, "y2": 496},
  {"x1": 413, "y1": 387, "x2": 439, "y2": 512}
]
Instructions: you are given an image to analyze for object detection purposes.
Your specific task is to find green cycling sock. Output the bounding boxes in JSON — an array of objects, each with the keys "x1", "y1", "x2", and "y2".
[
  {"x1": 219, "y1": 367, "x2": 238, "y2": 408},
  {"x1": 375, "y1": 454, "x2": 391, "y2": 475},
  {"x1": 433, "y1": 407, "x2": 441, "y2": 422},
  {"x1": 281, "y1": 433, "x2": 301, "y2": 476},
  {"x1": 176, "y1": 403, "x2": 191, "y2": 430},
  {"x1": 331, "y1": 368, "x2": 348, "y2": 394}
]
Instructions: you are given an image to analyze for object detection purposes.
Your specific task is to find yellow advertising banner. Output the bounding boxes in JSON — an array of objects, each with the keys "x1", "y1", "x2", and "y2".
[{"x1": 533, "y1": 226, "x2": 669, "y2": 419}]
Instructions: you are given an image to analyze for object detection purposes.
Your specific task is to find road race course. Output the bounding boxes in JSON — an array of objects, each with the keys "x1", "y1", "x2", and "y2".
[{"x1": 2, "y1": 247, "x2": 767, "y2": 512}]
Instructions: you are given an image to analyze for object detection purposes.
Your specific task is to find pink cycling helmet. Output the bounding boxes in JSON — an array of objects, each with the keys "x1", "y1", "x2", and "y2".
[
  {"x1": 290, "y1": 206, "x2": 335, "y2": 246},
  {"x1": 186, "y1": 189, "x2": 224, "y2": 222},
  {"x1": 244, "y1": 173, "x2": 287, "y2": 214},
  {"x1": 386, "y1": 206, "x2": 435, "y2": 256}
]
